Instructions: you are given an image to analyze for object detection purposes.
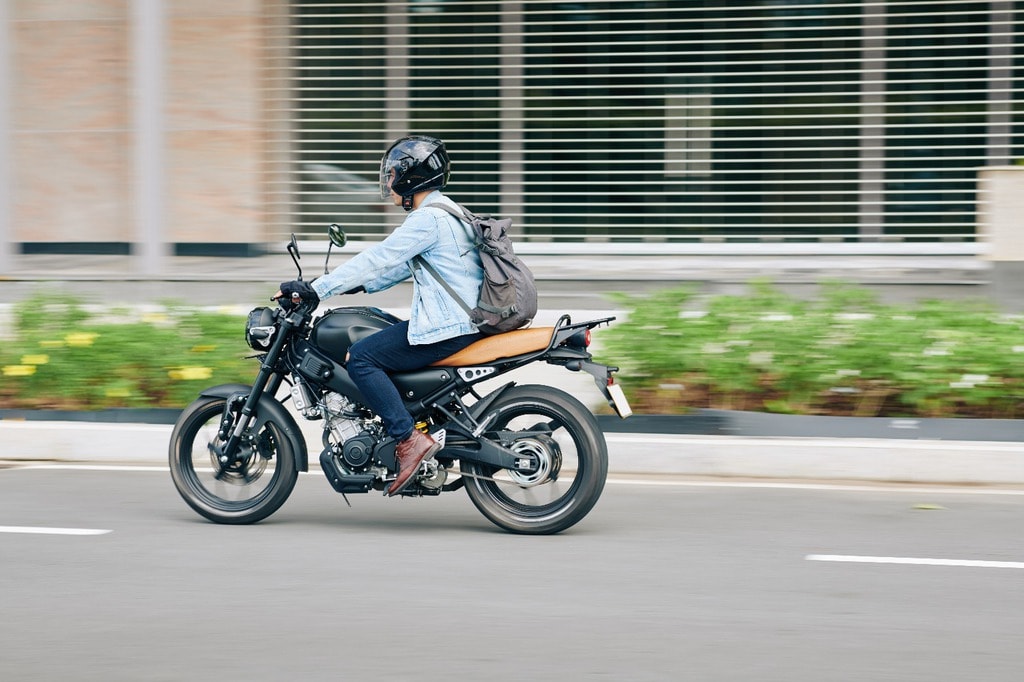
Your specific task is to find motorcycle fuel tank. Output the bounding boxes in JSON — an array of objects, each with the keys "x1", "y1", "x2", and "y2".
[{"x1": 309, "y1": 306, "x2": 401, "y2": 362}]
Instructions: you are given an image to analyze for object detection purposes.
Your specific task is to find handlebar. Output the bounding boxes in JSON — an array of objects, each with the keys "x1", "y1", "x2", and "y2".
[{"x1": 271, "y1": 292, "x2": 319, "y2": 315}]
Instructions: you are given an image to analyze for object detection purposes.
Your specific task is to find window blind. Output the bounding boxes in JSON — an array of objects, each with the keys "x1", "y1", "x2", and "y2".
[{"x1": 273, "y1": 0, "x2": 1021, "y2": 246}]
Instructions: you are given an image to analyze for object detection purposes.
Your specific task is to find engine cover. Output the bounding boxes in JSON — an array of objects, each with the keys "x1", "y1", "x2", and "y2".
[{"x1": 342, "y1": 433, "x2": 376, "y2": 469}]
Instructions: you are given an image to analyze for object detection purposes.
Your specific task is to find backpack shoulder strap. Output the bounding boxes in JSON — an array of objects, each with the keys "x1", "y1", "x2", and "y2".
[
  {"x1": 423, "y1": 202, "x2": 479, "y2": 238},
  {"x1": 424, "y1": 201, "x2": 473, "y2": 222},
  {"x1": 423, "y1": 202, "x2": 482, "y2": 258},
  {"x1": 411, "y1": 255, "x2": 475, "y2": 319},
  {"x1": 423, "y1": 200, "x2": 468, "y2": 219}
]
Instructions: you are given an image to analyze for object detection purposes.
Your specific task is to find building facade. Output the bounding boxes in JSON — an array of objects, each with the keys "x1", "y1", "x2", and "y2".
[{"x1": 0, "y1": 1, "x2": 1021, "y2": 267}]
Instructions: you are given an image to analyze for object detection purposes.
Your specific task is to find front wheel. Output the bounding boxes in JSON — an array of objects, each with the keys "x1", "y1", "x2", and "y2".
[
  {"x1": 169, "y1": 395, "x2": 298, "y2": 524},
  {"x1": 461, "y1": 385, "x2": 608, "y2": 534}
]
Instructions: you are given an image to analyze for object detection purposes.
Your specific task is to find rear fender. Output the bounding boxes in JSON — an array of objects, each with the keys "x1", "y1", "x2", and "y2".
[
  {"x1": 467, "y1": 381, "x2": 517, "y2": 423},
  {"x1": 198, "y1": 383, "x2": 309, "y2": 472}
]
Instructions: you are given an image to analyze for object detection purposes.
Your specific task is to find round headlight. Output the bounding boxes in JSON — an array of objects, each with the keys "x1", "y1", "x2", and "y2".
[{"x1": 245, "y1": 307, "x2": 278, "y2": 350}]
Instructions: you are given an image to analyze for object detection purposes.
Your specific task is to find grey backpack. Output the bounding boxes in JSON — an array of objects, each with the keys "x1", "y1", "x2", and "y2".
[{"x1": 414, "y1": 202, "x2": 538, "y2": 335}]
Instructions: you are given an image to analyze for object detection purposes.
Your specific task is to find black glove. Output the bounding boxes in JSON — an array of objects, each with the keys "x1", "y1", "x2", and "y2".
[{"x1": 278, "y1": 280, "x2": 319, "y2": 309}]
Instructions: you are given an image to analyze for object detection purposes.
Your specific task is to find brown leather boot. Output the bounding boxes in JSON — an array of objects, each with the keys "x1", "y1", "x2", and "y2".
[{"x1": 387, "y1": 429, "x2": 441, "y2": 496}]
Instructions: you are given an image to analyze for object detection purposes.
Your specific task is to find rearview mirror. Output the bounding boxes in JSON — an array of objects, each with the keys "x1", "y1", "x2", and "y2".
[
  {"x1": 324, "y1": 224, "x2": 346, "y2": 274},
  {"x1": 287, "y1": 234, "x2": 302, "y2": 279},
  {"x1": 328, "y1": 224, "x2": 347, "y2": 248}
]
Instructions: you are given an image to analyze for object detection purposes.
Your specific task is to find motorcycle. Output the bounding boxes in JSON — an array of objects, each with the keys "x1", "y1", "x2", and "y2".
[{"x1": 168, "y1": 227, "x2": 632, "y2": 534}]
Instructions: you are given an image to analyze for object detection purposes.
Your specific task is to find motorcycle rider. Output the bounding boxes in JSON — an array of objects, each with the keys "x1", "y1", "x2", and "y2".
[{"x1": 275, "y1": 135, "x2": 483, "y2": 496}]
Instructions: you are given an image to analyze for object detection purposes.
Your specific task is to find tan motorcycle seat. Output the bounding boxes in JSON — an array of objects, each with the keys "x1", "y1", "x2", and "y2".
[{"x1": 431, "y1": 327, "x2": 555, "y2": 367}]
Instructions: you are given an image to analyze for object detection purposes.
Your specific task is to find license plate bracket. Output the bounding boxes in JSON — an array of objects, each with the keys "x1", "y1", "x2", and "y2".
[{"x1": 606, "y1": 382, "x2": 633, "y2": 419}]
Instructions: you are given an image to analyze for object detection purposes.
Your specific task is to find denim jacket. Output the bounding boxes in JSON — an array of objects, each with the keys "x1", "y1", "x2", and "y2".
[{"x1": 312, "y1": 191, "x2": 483, "y2": 344}]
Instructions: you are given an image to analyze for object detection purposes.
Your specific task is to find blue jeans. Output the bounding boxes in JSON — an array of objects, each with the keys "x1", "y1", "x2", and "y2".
[{"x1": 346, "y1": 320, "x2": 482, "y2": 441}]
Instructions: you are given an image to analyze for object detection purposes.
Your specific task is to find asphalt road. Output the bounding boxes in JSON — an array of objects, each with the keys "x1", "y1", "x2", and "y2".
[{"x1": 2, "y1": 466, "x2": 1024, "y2": 682}]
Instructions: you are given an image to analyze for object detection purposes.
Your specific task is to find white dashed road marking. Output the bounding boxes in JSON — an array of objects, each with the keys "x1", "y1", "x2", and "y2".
[
  {"x1": 806, "y1": 554, "x2": 1024, "y2": 570},
  {"x1": 0, "y1": 526, "x2": 111, "y2": 536}
]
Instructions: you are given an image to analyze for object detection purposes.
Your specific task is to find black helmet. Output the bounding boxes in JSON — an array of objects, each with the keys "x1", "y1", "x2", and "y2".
[{"x1": 380, "y1": 135, "x2": 451, "y2": 211}]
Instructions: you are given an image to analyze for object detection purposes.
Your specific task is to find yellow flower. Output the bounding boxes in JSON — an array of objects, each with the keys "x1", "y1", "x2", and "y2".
[
  {"x1": 65, "y1": 332, "x2": 98, "y2": 347},
  {"x1": 168, "y1": 366, "x2": 213, "y2": 381},
  {"x1": 3, "y1": 365, "x2": 37, "y2": 377},
  {"x1": 190, "y1": 344, "x2": 217, "y2": 353},
  {"x1": 142, "y1": 312, "x2": 170, "y2": 325},
  {"x1": 39, "y1": 340, "x2": 65, "y2": 349},
  {"x1": 105, "y1": 387, "x2": 132, "y2": 398},
  {"x1": 21, "y1": 354, "x2": 49, "y2": 365}
]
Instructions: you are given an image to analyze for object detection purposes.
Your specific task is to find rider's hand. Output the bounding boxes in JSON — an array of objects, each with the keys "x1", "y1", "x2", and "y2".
[{"x1": 274, "y1": 280, "x2": 319, "y2": 310}]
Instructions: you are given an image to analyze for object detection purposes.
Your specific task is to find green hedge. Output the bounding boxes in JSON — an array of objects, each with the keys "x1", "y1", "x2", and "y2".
[
  {"x1": 3, "y1": 286, "x2": 1023, "y2": 417},
  {"x1": 597, "y1": 282, "x2": 1024, "y2": 418},
  {"x1": 0, "y1": 299, "x2": 253, "y2": 410}
]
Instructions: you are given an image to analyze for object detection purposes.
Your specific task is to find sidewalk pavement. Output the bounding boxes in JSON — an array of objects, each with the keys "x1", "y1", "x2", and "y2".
[{"x1": 0, "y1": 249, "x2": 994, "y2": 311}]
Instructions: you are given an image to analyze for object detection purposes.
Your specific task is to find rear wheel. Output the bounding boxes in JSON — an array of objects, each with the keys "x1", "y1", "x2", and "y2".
[
  {"x1": 169, "y1": 396, "x2": 297, "y2": 524},
  {"x1": 461, "y1": 385, "x2": 608, "y2": 534}
]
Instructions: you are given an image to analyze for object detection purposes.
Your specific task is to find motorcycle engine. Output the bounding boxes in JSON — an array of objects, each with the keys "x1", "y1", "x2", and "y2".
[
  {"x1": 323, "y1": 392, "x2": 381, "y2": 471},
  {"x1": 324, "y1": 392, "x2": 362, "y2": 443}
]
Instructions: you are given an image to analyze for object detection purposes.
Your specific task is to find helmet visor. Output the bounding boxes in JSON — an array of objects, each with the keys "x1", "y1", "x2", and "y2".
[
  {"x1": 379, "y1": 152, "x2": 400, "y2": 200},
  {"x1": 379, "y1": 136, "x2": 445, "y2": 199}
]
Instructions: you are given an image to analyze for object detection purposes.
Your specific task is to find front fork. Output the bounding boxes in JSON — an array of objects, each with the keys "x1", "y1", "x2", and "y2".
[
  {"x1": 212, "y1": 373, "x2": 285, "y2": 469},
  {"x1": 213, "y1": 312, "x2": 300, "y2": 467}
]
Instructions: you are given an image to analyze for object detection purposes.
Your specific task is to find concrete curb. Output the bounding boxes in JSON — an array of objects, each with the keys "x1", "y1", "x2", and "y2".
[
  {"x1": 605, "y1": 433, "x2": 1024, "y2": 485},
  {"x1": 2, "y1": 419, "x2": 1022, "y2": 486},
  {"x1": 608, "y1": 410, "x2": 1024, "y2": 442}
]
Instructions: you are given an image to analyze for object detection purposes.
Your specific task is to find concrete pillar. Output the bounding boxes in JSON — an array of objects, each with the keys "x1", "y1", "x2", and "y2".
[
  {"x1": 132, "y1": 0, "x2": 167, "y2": 273},
  {"x1": 978, "y1": 166, "x2": 1024, "y2": 311}
]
